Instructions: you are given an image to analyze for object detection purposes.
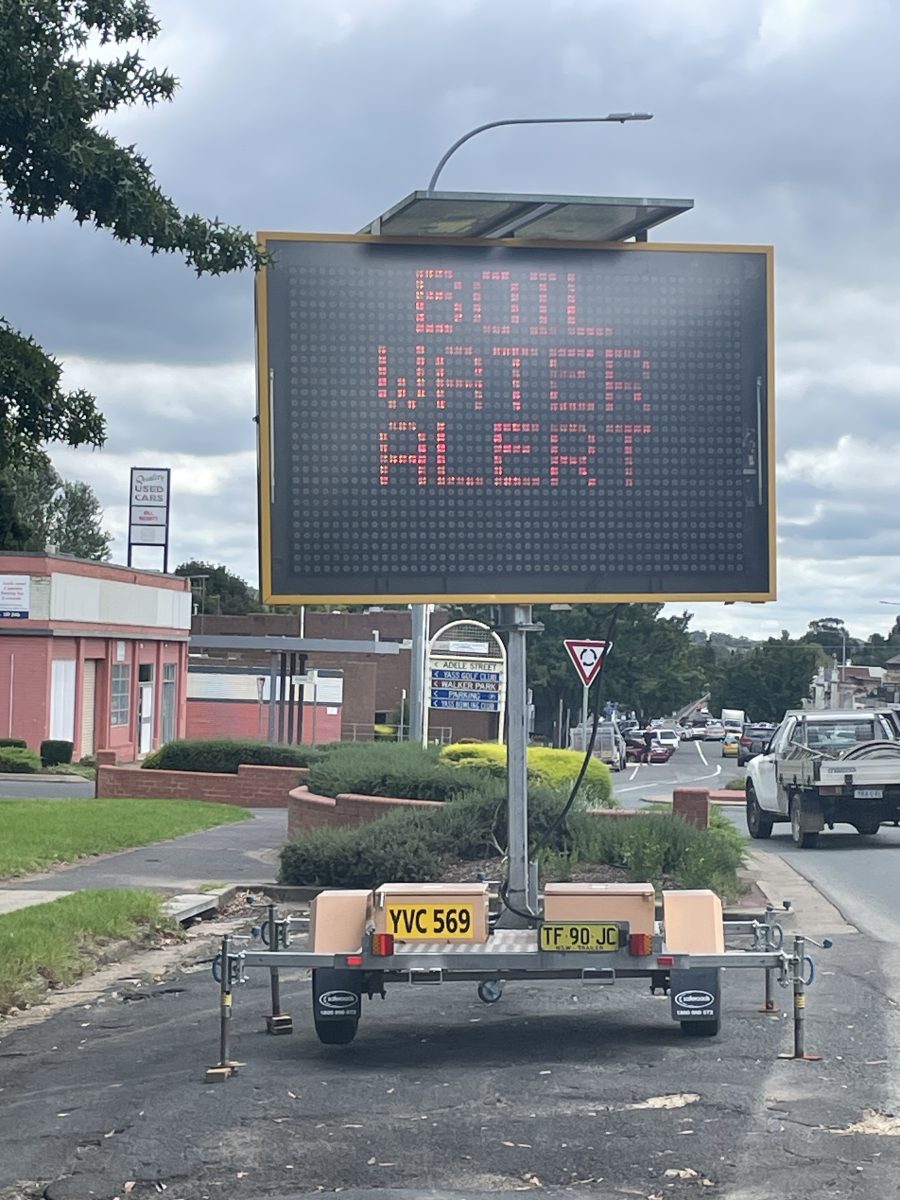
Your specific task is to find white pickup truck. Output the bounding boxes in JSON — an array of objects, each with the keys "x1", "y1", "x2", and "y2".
[{"x1": 745, "y1": 708, "x2": 900, "y2": 847}]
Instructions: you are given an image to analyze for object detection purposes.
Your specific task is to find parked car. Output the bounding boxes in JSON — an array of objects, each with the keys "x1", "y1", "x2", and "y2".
[
  {"x1": 722, "y1": 733, "x2": 740, "y2": 758},
  {"x1": 737, "y1": 723, "x2": 777, "y2": 767}
]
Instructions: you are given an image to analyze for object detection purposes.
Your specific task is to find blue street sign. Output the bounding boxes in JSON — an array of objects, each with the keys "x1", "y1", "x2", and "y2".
[
  {"x1": 431, "y1": 698, "x2": 500, "y2": 711},
  {"x1": 431, "y1": 688, "x2": 500, "y2": 703},
  {"x1": 431, "y1": 668, "x2": 501, "y2": 682}
]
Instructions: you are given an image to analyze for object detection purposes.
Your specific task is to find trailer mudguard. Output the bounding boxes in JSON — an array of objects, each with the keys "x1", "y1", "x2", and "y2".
[{"x1": 670, "y1": 967, "x2": 722, "y2": 1024}]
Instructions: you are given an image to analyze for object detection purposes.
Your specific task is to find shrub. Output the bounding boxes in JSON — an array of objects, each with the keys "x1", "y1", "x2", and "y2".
[
  {"x1": 723, "y1": 777, "x2": 746, "y2": 790},
  {"x1": 141, "y1": 738, "x2": 320, "y2": 774},
  {"x1": 40, "y1": 740, "x2": 74, "y2": 767},
  {"x1": 280, "y1": 793, "x2": 745, "y2": 898},
  {"x1": 0, "y1": 738, "x2": 26, "y2": 749},
  {"x1": 441, "y1": 742, "x2": 614, "y2": 809},
  {"x1": 0, "y1": 747, "x2": 41, "y2": 773},
  {"x1": 307, "y1": 741, "x2": 488, "y2": 801}
]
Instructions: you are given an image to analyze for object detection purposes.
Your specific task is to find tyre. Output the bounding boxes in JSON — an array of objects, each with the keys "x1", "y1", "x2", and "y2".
[
  {"x1": 790, "y1": 795, "x2": 819, "y2": 849},
  {"x1": 314, "y1": 1017, "x2": 359, "y2": 1045},
  {"x1": 854, "y1": 820, "x2": 881, "y2": 836},
  {"x1": 680, "y1": 1018, "x2": 720, "y2": 1038},
  {"x1": 746, "y1": 784, "x2": 773, "y2": 840}
]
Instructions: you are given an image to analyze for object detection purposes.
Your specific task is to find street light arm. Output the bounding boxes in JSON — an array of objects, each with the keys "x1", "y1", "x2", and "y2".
[{"x1": 426, "y1": 113, "x2": 653, "y2": 194}]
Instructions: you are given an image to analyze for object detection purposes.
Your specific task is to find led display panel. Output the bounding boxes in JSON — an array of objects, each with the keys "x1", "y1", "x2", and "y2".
[{"x1": 257, "y1": 235, "x2": 773, "y2": 603}]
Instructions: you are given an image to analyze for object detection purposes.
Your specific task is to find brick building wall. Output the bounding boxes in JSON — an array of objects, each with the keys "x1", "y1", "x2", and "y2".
[
  {"x1": 193, "y1": 610, "x2": 500, "y2": 742},
  {"x1": 185, "y1": 699, "x2": 341, "y2": 744}
]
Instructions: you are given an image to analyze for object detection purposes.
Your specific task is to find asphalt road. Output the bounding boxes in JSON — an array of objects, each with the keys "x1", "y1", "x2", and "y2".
[
  {"x1": 616, "y1": 742, "x2": 900, "y2": 943},
  {"x1": 1, "y1": 924, "x2": 897, "y2": 1200}
]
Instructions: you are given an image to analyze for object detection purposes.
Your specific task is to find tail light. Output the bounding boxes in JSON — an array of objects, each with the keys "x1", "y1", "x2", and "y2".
[
  {"x1": 740, "y1": 737, "x2": 751, "y2": 745},
  {"x1": 371, "y1": 933, "x2": 395, "y2": 956},
  {"x1": 629, "y1": 932, "x2": 653, "y2": 956}
]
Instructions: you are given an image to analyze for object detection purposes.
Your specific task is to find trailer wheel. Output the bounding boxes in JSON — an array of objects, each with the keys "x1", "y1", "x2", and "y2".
[
  {"x1": 746, "y1": 784, "x2": 773, "y2": 840},
  {"x1": 314, "y1": 1016, "x2": 359, "y2": 1045},
  {"x1": 680, "y1": 1018, "x2": 720, "y2": 1038},
  {"x1": 790, "y1": 795, "x2": 819, "y2": 849}
]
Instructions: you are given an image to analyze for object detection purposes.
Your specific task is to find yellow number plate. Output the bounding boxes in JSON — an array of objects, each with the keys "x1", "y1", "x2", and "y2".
[
  {"x1": 539, "y1": 922, "x2": 620, "y2": 952},
  {"x1": 385, "y1": 903, "x2": 476, "y2": 940}
]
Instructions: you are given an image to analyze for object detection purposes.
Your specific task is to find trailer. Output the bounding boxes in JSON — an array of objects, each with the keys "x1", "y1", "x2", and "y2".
[{"x1": 205, "y1": 886, "x2": 827, "y2": 1080}]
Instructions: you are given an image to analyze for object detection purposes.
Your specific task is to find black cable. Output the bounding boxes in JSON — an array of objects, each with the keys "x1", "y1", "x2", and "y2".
[{"x1": 499, "y1": 604, "x2": 622, "y2": 921}]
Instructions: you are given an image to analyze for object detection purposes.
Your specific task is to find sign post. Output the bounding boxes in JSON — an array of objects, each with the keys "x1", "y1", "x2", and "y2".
[
  {"x1": 425, "y1": 620, "x2": 506, "y2": 744},
  {"x1": 128, "y1": 467, "x2": 171, "y2": 572},
  {"x1": 563, "y1": 640, "x2": 611, "y2": 750}
]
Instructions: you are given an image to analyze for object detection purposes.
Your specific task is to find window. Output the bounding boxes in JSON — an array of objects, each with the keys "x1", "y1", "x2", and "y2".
[
  {"x1": 162, "y1": 663, "x2": 177, "y2": 744},
  {"x1": 111, "y1": 664, "x2": 131, "y2": 726}
]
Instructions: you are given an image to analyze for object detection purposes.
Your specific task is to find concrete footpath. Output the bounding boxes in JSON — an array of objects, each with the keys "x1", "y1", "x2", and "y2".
[{"x1": 0, "y1": 808, "x2": 287, "y2": 917}]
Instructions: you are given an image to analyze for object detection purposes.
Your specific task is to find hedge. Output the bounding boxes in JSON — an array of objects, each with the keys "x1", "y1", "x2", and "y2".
[
  {"x1": 40, "y1": 740, "x2": 73, "y2": 767},
  {"x1": 280, "y1": 784, "x2": 745, "y2": 899},
  {"x1": 441, "y1": 742, "x2": 614, "y2": 808},
  {"x1": 141, "y1": 738, "x2": 320, "y2": 774},
  {"x1": 0, "y1": 738, "x2": 26, "y2": 749},
  {"x1": 0, "y1": 747, "x2": 41, "y2": 774},
  {"x1": 307, "y1": 741, "x2": 490, "y2": 801}
]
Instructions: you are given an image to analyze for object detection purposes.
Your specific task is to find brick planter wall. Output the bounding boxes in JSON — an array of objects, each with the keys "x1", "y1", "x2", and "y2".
[
  {"x1": 288, "y1": 785, "x2": 442, "y2": 838},
  {"x1": 673, "y1": 787, "x2": 710, "y2": 829},
  {"x1": 96, "y1": 763, "x2": 309, "y2": 807}
]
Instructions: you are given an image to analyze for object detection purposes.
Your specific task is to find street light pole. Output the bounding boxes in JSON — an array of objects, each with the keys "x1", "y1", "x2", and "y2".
[{"x1": 426, "y1": 113, "x2": 653, "y2": 194}]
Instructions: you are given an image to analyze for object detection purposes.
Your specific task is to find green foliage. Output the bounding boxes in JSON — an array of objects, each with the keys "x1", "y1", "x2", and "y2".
[
  {"x1": 40, "y1": 739, "x2": 73, "y2": 767},
  {"x1": 141, "y1": 738, "x2": 319, "y2": 774},
  {"x1": 0, "y1": 796, "x2": 249, "y2": 878},
  {"x1": 709, "y1": 635, "x2": 819, "y2": 723},
  {"x1": 0, "y1": 0, "x2": 263, "y2": 474},
  {"x1": 308, "y1": 740, "x2": 487, "y2": 801},
  {"x1": 0, "y1": 747, "x2": 41, "y2": 773},
  {"x1": 441, "y1": 742, "x2": 614, "y2": 808},
  {"x1": 450, "y1": 603, "x2": 707, "y2": 735},
  {"x1": 723, "y1": 777, "x2": 747, "y2": 790},
  {"x1": 0, "y1": 738, "x2": 26, "y2": 748},
  {"x1": 0, "y1": 453, "x2": 112, "y2": 556},
  {"x1": 281, "y1": 785, "x2": 744, "y2": 899},
  {"x1": 173, "y1": 561, "x2": 258, "y2": 615},
  {"x1": 0, "y1": 888, "x2": 171, "y2": 1013}
]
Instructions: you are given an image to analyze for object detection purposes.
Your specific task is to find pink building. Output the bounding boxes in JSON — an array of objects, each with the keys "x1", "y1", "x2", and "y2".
[{"x1": 0, "y1": 553, "x2": 191, "y2": 763}]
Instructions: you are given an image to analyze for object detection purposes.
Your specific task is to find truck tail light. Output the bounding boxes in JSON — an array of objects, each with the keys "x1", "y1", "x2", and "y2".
[
  {"x1": 371, "y1": 933, "x2": 395, "y2": 956},
  {"x1": 345, "y1": 954, "x2": 364, "y2": 966},
  {"x1": 629, "y1": 933, "x2": 653, "y2": 957},
  {"x1": 656, "y1": 955, "x2": 674, "y2": 967}
]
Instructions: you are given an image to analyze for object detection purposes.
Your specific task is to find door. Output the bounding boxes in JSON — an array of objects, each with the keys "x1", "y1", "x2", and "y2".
[
  {"x1": 753, "y1": 719, "x2": 792, "y2": 814},
  {"x1": 79, "y1": 660, "x2": 96, "y2": 759},
  {"x1": 139, "y1": 683, "x2": 154, "y2": 754},
  {"x1": 50, "y1": 659, "x2": 76, "y2": 742}
]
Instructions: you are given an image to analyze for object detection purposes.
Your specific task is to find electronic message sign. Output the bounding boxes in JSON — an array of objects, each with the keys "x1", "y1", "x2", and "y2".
[{"x1": 256, "y1": 234, "x2": 773, "y2": 603}]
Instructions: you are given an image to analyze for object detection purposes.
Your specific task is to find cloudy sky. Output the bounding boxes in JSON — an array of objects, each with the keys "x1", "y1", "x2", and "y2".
[{"x1": 5, "y1": 0, "x2": 900, "y2": 640}]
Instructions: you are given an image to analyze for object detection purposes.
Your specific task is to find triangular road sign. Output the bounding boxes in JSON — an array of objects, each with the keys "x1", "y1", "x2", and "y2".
[{"x1": 563, "y1": 639, "x2": 612, "y2": 687}]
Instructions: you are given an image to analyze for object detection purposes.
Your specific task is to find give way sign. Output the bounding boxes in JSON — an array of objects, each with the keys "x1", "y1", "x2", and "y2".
[{"x1": 563, "y1": 639, "x2": 612, "y2": 687}]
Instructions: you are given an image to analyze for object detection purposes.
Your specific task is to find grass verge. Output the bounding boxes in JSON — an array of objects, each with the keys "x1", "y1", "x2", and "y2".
[
  {"x1": 0, "y1": 797, "x2": 251, "y2": 879},
  {"x1": 0, "y1": 889, "x2": 175, "y2": 1013}
]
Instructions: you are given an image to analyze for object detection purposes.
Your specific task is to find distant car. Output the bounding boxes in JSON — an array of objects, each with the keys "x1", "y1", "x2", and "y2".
[
  {"x1": 704, "y1": 721, "x2": 726, "y2": 741},
  {"x1": 652, "y1": 729, "x2": 680, "y2": 752},
  {"x1": 722, "y1": 733, "x2": 740, "y2": 758},
  {"x1": 737, "y1": 723, "x2": 777, "y2": 766},
  {"x1": 623, "y1": 731, "x2": 675, "y2": 764}
]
